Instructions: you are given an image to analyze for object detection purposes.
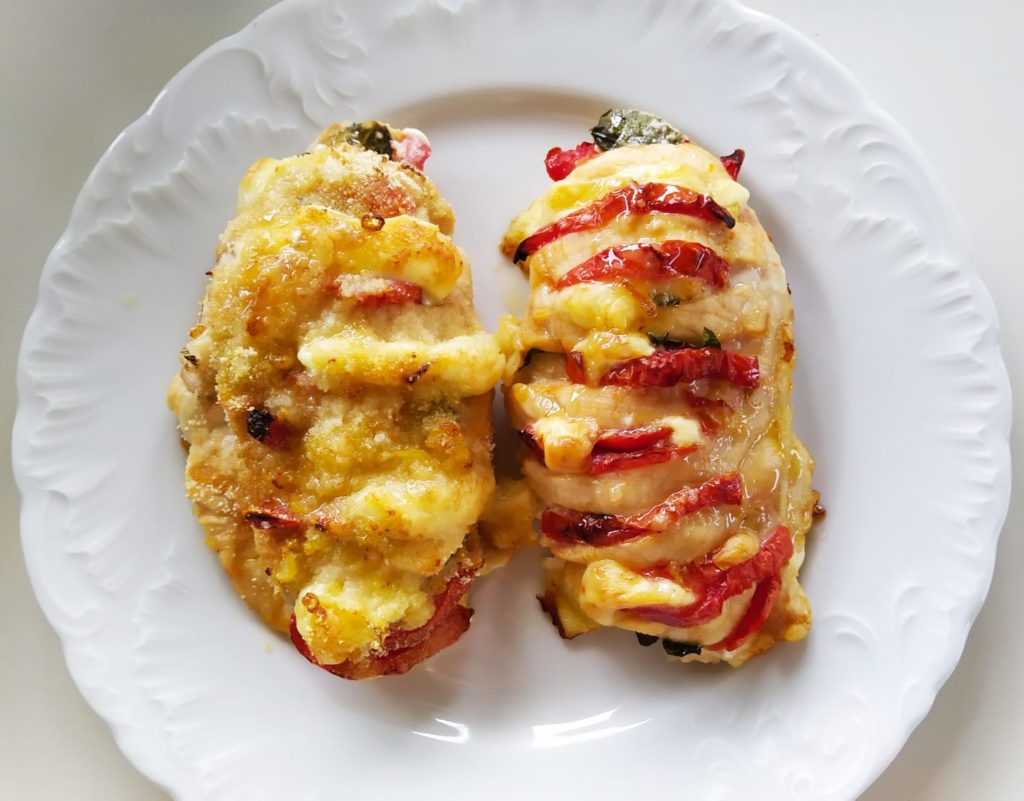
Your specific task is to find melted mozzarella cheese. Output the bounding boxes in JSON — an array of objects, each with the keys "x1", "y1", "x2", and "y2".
[
  {"x1": 661, "y1": 415, "x2": 703, "y2": 447},
  {"x1": 531, "y1": 415, "x2": 600, "y2": 471},
  {"x1": 293, "y1": 556, "x2": 432, "y2": 665},
  {"x1": 579, "y1": 559, "x2": 697, "y2": 612},
  {"x1": 542, "y1": 283, "x2": 649, "y2": 332},
  {"x1": 572, "y1": 331, "x2": 654, "y2": 383},
  {"x1": 298, "y1": 331, "x2": 504, "y2": 395}
]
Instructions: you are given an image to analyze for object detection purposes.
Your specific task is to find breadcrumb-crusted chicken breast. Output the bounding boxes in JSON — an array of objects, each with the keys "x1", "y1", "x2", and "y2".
[
  {"x1": 499, "y1": 110, "x2": 818, "y2": 666},
  {"x1": 169, "y1": 122, "x2": 507, "y2": 679}
]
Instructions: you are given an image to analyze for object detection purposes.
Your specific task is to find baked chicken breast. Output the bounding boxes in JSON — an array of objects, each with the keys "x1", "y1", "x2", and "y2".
[
  {"x1": 169, "y1": 122, "x2": 504, "y2": 679},
  {"x1": 499, "y1": 110, "x2": 818, "y2": 666}
]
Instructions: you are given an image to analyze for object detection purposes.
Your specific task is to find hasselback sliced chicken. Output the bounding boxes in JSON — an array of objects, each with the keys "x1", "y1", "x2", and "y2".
[
  {"x1": 499, "y1": 110, "x2": 818, "y2": 666},
  {"x1": 169, "y1": 122, "x2": 506, "y2": 679}
]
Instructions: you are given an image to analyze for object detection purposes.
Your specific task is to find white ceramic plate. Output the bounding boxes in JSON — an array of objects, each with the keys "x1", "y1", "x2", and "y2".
[{"x1": 14, "y1": 1, "x2": 1012, "y2": 799}]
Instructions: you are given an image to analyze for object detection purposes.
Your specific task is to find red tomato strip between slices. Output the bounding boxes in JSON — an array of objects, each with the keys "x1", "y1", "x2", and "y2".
[
  {"x1": 684, "y1": 390, "x2": 730, "y2": 409},
  {"x1": 565, "y1": 348, "x2": 760, "y2": 389},
  {"x1": 625, "y1": 525, "x2": 792, "y2": 631},
  {"x1": 289, "y1": 566, "x2": 476, "y2": 679},
  {"x1": 544, "y1": 141, "x2": 599, "y2": 180},
  {"x1": 513, "y1": 182, "x2": 735, "y2": 264},
  {"x1": 563, "y1": 351, "x2": 588, "y2": 384},
  {"x1": 594, "y1": 425, "x2": 673, "y2": 452},
  {"x1": 705, "y1": 574, "x2": 781, "y2": 652},
  {"x1": 555, "y1": 241, "x2": 730, "y2": 291},
  {"x1": 540, "y1": 473, "x2": 744, "y2": 547},
  {"x1": 357, "y1": 280, "x2": 423, "y2": 308},
  {"x1": 330, "y1": 277, "x2": 424, "y2": 308},
  {"x1": 600, "y1": 348, "x2": 760, "y2": 389},
  {"x1": 522, "y1": 422, "x2": 675, "y2": 458},
  {"x1": 587, "y1": 445, "x2": 696, "y2": 475},
  {"x1": 719, "y1": 148, "x2": 745, "y2": 180},
  {"x1": 391, "y1": 132, "x2": 432, "y2": 171},
  {"x1": 522, "y1": 423, "x2": 697, "y2": 475}
]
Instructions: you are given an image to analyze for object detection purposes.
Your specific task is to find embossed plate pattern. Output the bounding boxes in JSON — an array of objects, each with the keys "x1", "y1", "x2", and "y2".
[{"x1": 13, "y1": 1, "x2": 1011, "y2": 800}]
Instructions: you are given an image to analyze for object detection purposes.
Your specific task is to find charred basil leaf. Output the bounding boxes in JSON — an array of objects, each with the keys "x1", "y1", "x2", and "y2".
[
  {"x1": 702, "y1": 327, "x2": 722, "y2": 349},
  {"x1": 647, "y1": 327, "x2": 722, "y2": 350},
  {"x1": 343, "y1": 121, "x2": 393, "y2": 157},
  {"x1": 246, "y1": 408, "x2": 275, "y2": 442},
  {"x1": 636, "y1": 632, "x2": 659, "y2": 647},
  {"x1": 591, "y1": 109, "x2": 685, "y2": 150},
  {"x1": 662, "y1": 639, "x2": 702, "y2": 657},
  {"x1": 647, "y1": 331, "x2": 687, "y2": 349},
  {"x1": 650, "y1": 290, "x2": 681, "y2": 308}
]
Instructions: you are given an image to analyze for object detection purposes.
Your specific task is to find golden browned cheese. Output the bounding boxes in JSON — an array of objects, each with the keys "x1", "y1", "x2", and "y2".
[
  {"x1": 168, "y1": 124, "x2": 507, "y2": 676},
  {"x1": 500, "y1": 140, "x2": 816, "y2": 666}
]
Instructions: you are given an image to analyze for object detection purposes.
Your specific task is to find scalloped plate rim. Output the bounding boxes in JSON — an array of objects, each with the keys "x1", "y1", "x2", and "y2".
[{"x1": 12, "y1": 1, "x2": 1013, "y2": 799}]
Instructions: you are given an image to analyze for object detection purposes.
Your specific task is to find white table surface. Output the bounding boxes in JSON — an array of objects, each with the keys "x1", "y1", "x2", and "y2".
[{"x1": 2, "y1": 1, "x2": 1019, "y2": 799}]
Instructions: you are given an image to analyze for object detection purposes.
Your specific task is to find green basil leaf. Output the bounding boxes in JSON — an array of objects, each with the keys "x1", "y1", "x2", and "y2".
[
  {"x1": 343, "y1": 121, "x2": 392, "y2": 157},
  {"x1": 647, "y1": 327, "x2": 723, "y2": 350},
  {"x1": 646, "y1": 331, "x2": 686, "y2": 349},
  {"x1": 702, "y1": 327, "x2": 722, "y2": 349},
  {"x1": 591, "y1": 109, "x2": 685, "y2": 150}
]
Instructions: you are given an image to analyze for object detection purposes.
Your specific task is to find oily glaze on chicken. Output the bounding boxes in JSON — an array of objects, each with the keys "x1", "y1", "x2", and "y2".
[
  {"x1": 498, "y1": 110, "x2": 817, "y2": 666},
  {"x1": 168, "y1": 122, "x2": 507, "y2": 679}
]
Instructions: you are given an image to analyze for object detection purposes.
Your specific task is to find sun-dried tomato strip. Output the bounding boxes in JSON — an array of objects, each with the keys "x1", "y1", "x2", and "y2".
[
  {"x1": 600, "y1": 348, "x2": 760, "y2": 389},
  {"x1": 684, "y1": 392, "x2": 731, "y2": 435},
  {"x1": 383, "y1": 567, "x2": 476, "y2": 651},
  {"x1": 288, "y1": 563, "x2": 478, "y2": 679},
  {"x1": 289, "y1": 606, "x2": 471, "y2": 680},
  {"x1": 328, "y1": 276, "x2": 424, "y2": 308},
  {"x1": 555, "y1": 241, "x2": 729, "y2": 291},
  {"x1": 630, "y1": 473, "x2": 744, "y2": 531},
  {"x1": 544, "y1": 141, "x2": 599, "y2": 180},
  {"x1": 684, "y1": 390, "x2": 730, "y2": 409},
  {"x1": 564, "y1": 350, "x2": 587, "y2": 384},
  {"x1": 697, "y1": 415, "x2": 720, "y2": 436},
  {"x1": 540, "y1": 509, "x2": 639, "y2": 547},
  {"x1": 391, "y1": 131, "x2": 432, "y2": 171},
  {"x1": 587, "y1": 445, "x2": 697, "y2": 475},
  {"x1": 358, "y1": 280, "x2": 423, "y2": 308},
  {"x1": 720, "y1": 148, "x2": 745, "y2": 180},
  {"x1": 522, "y1": 423, "x2": 695, "y2": 475},
  {"x1": 704, "y1": 575, "x2": 781, "y2": 652},
  {"x1": 593, "y1": 425, "x2": 673, "y2": 452},
  {"x1": 513, "y1": 182, "x2": 735, "y2": 263},
  {"x1": 540, "y1": 473, "x2": 744, "y2": 547},
  {"x1": 626, "y1": 525, "x2": 792, "y2": 629}
]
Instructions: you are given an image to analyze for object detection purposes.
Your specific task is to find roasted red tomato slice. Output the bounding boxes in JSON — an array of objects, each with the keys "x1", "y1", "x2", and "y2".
[
  {"x1": 513, "y1": 182, "x2": 735, "y2": 263},
  {"x1": 556, "y1": 241, "x2": 729, "y2": 290},
  {"x1": 626, "y1": 526, "x2": 792, "y2": 630},
  {"x1": 544, "y1": 141, "x2": 599, "y2": 180},
  {"x1": 541, "y1": 473, "x2": 744, "y2": 547}
]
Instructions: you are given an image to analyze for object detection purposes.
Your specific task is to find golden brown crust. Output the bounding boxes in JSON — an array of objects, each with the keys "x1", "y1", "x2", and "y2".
[{"x1": 169, "y1": 125, "x2": 504, "y2": 677}]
